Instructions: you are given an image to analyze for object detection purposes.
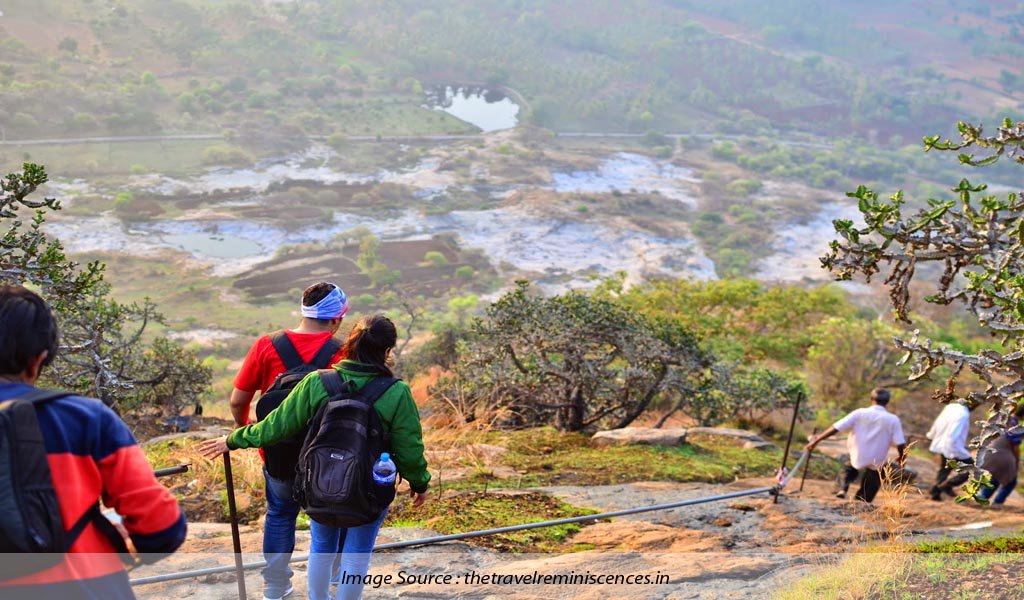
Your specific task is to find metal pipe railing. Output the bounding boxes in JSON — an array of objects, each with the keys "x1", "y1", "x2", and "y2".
[
  {"x1": 131, "y1": 434, "x2": 812, "y2": 589},
  {"x1": 154, "y1": 464, "x2": 190, "y2": 478},
  {"x1": 130, "y1": 475, "x2": 808, "y2": 587}
]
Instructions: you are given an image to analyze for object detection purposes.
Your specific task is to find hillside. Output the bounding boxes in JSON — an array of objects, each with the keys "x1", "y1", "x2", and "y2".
[{"x1": 1, "y1": 0, "x2": 1022, "y2": 140}]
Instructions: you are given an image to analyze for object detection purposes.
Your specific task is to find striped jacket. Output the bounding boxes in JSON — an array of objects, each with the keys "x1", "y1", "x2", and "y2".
[{"x1": 0, "y1": 383, "x2": 187, "y2": 600}]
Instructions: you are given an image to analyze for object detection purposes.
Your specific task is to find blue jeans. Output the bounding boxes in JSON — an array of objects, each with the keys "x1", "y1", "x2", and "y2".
[
  {"x1": 978, "y1": 476, "x2": 1018, "y2": 504},
  {"x1": 308, "y1": 510, "x2": 388, "y2": 600},
  {"x1": 263, "y1": 468, "x2": 301, "y2": 598}
]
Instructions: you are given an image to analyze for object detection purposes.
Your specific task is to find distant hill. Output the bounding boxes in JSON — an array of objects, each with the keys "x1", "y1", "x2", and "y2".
[{"x1": 0, "y1": 0, "x2": 1021, "y2": 141}]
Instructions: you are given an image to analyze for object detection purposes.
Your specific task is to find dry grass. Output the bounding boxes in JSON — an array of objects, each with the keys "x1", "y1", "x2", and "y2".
[
  {"x1": 773, "y1": 552, "x2": 911, "y2": 600},
  {"x1": 146, "y1": 438, "x2": 267, "y2": 523},
  {"x1": 870, "y1": 459, "x2": 917, "y2": 549}
]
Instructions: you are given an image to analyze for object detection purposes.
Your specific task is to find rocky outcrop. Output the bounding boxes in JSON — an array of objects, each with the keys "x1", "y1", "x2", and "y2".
[
  {"x1": 590, "y1": 426, "x2": 775, "y2": 450},
  {"x1": 591, "y1": 427, "x2": 688, "y2": 447},
  {"x1": 685, "y1": 426, "x2": 776, "y2": 450}
]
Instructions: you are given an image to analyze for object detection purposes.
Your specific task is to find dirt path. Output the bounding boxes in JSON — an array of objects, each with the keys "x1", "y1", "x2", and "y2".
[{"x1": 132, "y1": 471, "x2": 1024, "y2": 600}]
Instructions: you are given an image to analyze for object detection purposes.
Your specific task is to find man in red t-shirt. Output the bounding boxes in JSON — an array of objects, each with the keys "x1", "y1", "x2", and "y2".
[{"x1": 230, "y1": 282, "x2": 348, "y2": 600}]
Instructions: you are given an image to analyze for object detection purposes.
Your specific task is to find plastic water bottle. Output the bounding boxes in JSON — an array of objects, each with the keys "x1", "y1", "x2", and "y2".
[{"x1": 372, "y1": 452, "x2": 397, "y2": 486}]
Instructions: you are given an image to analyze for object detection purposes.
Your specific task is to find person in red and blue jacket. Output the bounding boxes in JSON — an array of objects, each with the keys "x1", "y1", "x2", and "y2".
[{"x1": 0, "y1": 285, "x2": 187, "y2": 600}]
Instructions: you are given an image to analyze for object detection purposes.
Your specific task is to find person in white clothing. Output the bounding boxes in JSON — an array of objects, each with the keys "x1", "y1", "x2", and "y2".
[
  {"x1": 805, "y1": 388, "x2": 906, "y2": 503},
  {"x1": 926, "y1": 401, "x2": 975, "y2": 501}
]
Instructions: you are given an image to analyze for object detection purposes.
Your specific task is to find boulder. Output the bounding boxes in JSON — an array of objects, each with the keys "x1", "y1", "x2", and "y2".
[
  {"x1": 686, "y1": 426, "x2": 776, "y2": 450},
  {"x1": 591, "y1": 427, "x2": 687, "y2": 447}
]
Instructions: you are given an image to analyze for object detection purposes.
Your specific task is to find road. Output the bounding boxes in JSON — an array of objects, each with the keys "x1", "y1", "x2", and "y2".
[{"x1": 0, "y1": 131, "x2": 832, "y2": 150}]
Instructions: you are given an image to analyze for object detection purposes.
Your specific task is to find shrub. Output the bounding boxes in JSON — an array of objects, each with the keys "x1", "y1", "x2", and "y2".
[{"x1": 424, "y1": 251, "x2": 449, "y2": 267}]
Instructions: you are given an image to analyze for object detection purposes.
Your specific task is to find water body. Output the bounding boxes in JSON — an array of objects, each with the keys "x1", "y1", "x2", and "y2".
[
  {"x1": 161, "y1": 232, "x2": 262, "y2": 259},
  {"x1": 424, "y1": 85, "x2": 520, "y2": 133}
]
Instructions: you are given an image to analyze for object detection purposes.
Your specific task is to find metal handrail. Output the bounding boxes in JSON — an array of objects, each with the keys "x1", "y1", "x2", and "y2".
[{"x1": 130, "y1": 459, "x2": 811, "y2": 588}]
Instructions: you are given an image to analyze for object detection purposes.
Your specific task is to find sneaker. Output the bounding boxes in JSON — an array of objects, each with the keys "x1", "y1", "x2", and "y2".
[
  {"x1": 263, "y1": 585, "x2": 294, "y2": 600},
  {"x1": 834, "y1": 490, "x2": 846, "y2": 499}
]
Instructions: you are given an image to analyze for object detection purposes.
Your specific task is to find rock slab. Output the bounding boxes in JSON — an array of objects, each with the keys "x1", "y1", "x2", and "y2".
[{"x1": 591, "y1": 427, "x2": 688, "y2": 447}]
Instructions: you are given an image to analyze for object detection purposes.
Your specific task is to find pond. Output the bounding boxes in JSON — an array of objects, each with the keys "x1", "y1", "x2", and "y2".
[
  {"x1": 424, "y1": 85, "x2": 520, "y2": 133},
  {"x1": 161, "y1": 231, "x2": 264, "y2": 259}
]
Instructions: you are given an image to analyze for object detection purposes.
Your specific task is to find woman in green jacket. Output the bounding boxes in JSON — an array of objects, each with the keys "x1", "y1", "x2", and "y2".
[{"x1": 199, "y1": 316, "x2": 429, "y2": 600}]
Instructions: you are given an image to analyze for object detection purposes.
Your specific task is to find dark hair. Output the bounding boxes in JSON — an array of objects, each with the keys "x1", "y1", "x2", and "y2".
[
  {"x1": 303, "y1": 282, "x2": 336, "y2": 308},
  {"x1": 340, "y1": 315, "x2": 397, "y2": 376},
  {"x1": 302, "y1": 282, "x2": 339, "y2": 324},
  {"x1": 0, "y1": 285, "x2": 59, "y2": 376},
  {"x1": 871, "y1": 388, "x2": 891, "y2": 406}
]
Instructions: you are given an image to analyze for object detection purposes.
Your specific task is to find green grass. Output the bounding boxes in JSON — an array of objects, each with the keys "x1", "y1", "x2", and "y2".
[
  {"x1": 479, "y1": 427, "x2": 839, "y2": 487},
  {"x1": 383, "y1": 490, "x2": 597, "y2": 553},
  {"x1": 912, "y1": 535, "x2": 1024, "y2": 554},
  {"x1": 0, "y1": 139, "x2": 258, "y2": 177}
]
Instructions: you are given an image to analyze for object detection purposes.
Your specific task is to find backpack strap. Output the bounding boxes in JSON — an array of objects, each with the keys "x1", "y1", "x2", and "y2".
[
  {"x1": 18, "y1": 389, "x2": 74, "y2": 405},
  {"x1": 309, "y1": 337, "x2": 341, "y2": 369},
  {"x1": 316, "y1": 369, "x2": 396, "y2": 405},
  {"x1": 358, "y1": 376, "x2": 399, "y2": 405},
  {"x1": 17, "y1": 390, "x2": 136, "y2": 565},
  {"x1": 66, "y1": 503, "x2": 135, "y2": 565},
  {"x1": 318, "y1": 368, "x2": 352, "y2": 399},
  {"x1": 270, "y1": 331, "x2": 304, "y2": 370}
]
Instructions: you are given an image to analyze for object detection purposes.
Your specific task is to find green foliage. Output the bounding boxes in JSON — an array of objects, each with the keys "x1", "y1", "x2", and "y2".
[
  {"x1": 487, "y1": 427, "x2": 839, "y2": 486},
  {"x1": 433, "y1": 282, "x2": 710, "y2": 431},
  {"x1": 609, "y1": 277, "x2": 850, "y2": 365},
  {"x1": 804, "y1": 317, "x2": 905, "y2": 411},
  {"x1": 356, "y1": 233, "x2": 380, "y2": 271},
  {"x1": 1, "y1": 164, "x2": 210, "y2": 417},
  {"x1": 385, "y1": 491, "x2": 594, "y2": 552},
  {"x1": 0, "y1": 0, "x2": 987, "y2": 137},
  {"x1": 824, "y1": 119, "x2": 1024, "y2": 449},
  {"x1": 200, "y1": 145, "x2": 252, "y2": 166},
  {"x1": 423, "y1": 250, "x2": 449, "y2": 267},
  {"x1": 57, "y1": 37, "x2": 78, "y2": 54}
]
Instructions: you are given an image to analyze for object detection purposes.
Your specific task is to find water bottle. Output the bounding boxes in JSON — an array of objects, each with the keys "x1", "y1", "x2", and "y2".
[{"x1": 372, "y1": 452, "x2": 397, "y2": 486}]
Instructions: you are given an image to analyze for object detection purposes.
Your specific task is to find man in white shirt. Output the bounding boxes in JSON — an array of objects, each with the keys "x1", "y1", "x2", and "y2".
[
  {"x1": 805, "y1": 388, "x2": 906, "y2": 503},
  {"x1": 926, "y1": 401, "x2": 974, "y2": 501}
]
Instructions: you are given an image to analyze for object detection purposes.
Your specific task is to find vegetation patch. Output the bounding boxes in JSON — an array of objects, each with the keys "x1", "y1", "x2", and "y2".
[
  {"x1": 912, "y1": 535, "x2": 1024, "y2": 554},
  {"x1": 472, "y1": 428, "x2": 839, "y2": 487},
  {"x1": 384, "y1": 491, "x2": 598, "y2": 553},
  {"x1": 779, "y1": 538, "x2": 1024, "y2": 599},
  {"x1": 144, "y1": 438, "x2": 266, "y2": 525}
]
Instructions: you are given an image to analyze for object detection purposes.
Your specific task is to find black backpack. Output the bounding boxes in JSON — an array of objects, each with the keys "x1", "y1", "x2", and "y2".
[
  {"x1": 295, "y1": 367, "x2": 397, "y2": 528},
  {"x1": 0, "y1": 390, "x2": 132, "y2": 578},
  {"x1": 256, "y1": 332, "x2": 341, "y2": 480}
]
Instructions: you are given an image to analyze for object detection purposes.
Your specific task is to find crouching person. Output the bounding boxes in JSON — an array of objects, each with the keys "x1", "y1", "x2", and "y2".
[
  {"x1": 805, "y1": 388, "x2": 906, "y2": 503},
  {"x1": 200, "y1": 316, "x2": 429, "y2": 600},
  {"x1": 0, "y1": 285, "x2": 187, "y2": 600}
]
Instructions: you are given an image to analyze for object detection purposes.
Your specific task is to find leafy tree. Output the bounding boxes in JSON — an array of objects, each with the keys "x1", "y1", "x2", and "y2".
[
  {"x1": 423, "y1": 250, "x2": 449, "y2": 267},
  {"x1": 804, "y1": 316, "x2": 907, "y2": 411},
  {"x1": 1, "y1": 165, "x2": 210, "y2": 418},
  {"x1": 433, "y1": 282, "x2": 710, "y2": 431},
  {"x1": 57, "y1": 37, "x2": 78, "y2": 54},
  {"x1": 655, "y1": 362, "x2": 807, "y2": 427},
  {"x1": 606, "y1": 276, "x2": 850, "y2": 366},
  {"x1": 356, "y1": 233, "x2": 380, "y2": 271},
  {"x1": 822, "y1": 119, "x2": 1024, "y2": 446}
]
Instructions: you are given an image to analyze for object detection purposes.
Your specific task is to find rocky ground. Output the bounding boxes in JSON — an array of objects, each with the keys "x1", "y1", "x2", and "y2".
[{"x1": 132, "y1": 456, "x2": 1024, "y2": 600}]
